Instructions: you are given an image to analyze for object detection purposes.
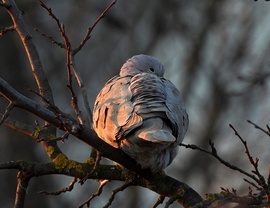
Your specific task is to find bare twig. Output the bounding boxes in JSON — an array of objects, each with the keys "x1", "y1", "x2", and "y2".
[
  {"x1": 79, "y1": 151, "x2": 102, "y2": 185},
  {"x1": 247, "y1": 120, "x2": 270, "y2": 137},
  {"x1": 37, "y1": 1, "x2": 117, "y2": 127},
  {"x1": 0, "y1": 159, "x2": 202, "y2": 207},
  {"x1": 34, "y1": 28, "x2": 65, "y2": 48},
  {"x1": 38, "y1": 177, "x2": 77, "y2": 195},
  {"x1": 180, "y1": 142, "x2": 260, "y2": 184},
  {"x1": 38, "y1": 0, "x2": 85, "y2": 124},
  {"x1": 165, "y1": 194, "x2": 179, "y2": 208},
  {"x1": 267, "y1": 166, "x2": 270, "y2": 189},
  {"x1": 0, "y1": 77, "x2": 140, "y2": 172},
  {"x1": 37, "y1": 0, "x2": 63, "y2": 35},
  {"x1": 0, "y1": 102, "x2": 14, "y2": 125},
  {"x1": 229, "y1": 124, "x2": 267, "y2": 195},
  {"x1": 24, "y1": 84, "x2": 74, "y2": 131},
  {"x1": 0, "y1": 25, "x2": 15, "y2": 36},
  {"x1": 69, "y1": 58, "x2": 92, "y2": 126},
  {"x1": 3, "y1": 0, "x2": 59, "y2": 162},
  {"x1": 243, "y1": 178, "x2": 261, "y2": 190},
  {"x1": 72, "y1": 0, "x2": 117, "y2": 55},
  {"x1": 24, "y1": 84, "x2": 58, "y2": 110},
  {"x1": 104, "y1": 180, "x2": 134, "y2": 208},
  {"x1": 77, "y1": 180, "x2": 109, "y2": 208},
  {"x1": 0, "y1": 70, "x2": 202, "y2": 207},
  {"x1": 66, "y1": 50, "x2": 84, "y2": 125},
  {"x1": 152, "y1": 195, "x2": 165, "y2": 208},
  {"x1": 1, "y1": 113, "x2": 35, "y2": 135},
  {"x1": 37, "y1": 131, "x2": 69, "y2": 143},
  {"x1": 14, "y1": 171, "x2": 32, "y2": 208},
  {"x1": 68, "y1": 0, "x2": 116, "y2": 127},
  {"x1": 3, "y1": 0, "x2": 55, "y2": 104}
]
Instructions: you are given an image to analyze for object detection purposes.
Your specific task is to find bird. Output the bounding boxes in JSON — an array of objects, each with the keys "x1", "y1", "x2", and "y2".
[{"x1": 92, "y1": 54, "x2": 188, "y2": 172}]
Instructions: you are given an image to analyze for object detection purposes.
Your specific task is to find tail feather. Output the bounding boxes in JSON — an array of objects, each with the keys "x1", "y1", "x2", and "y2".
[{"x1": 138, "y1": 130, "x2": 176, "y2": 143}]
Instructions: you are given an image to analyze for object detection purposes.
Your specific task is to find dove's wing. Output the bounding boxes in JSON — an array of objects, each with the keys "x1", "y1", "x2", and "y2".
[
  {"x1": 93, "y1": 75, "x2": 143, "y2": 148},
  {"x1": 163, "y1": 79, "x2": 189, "y2": 144},
  {"x1": 126, "y1": 72, "x2": 181, "y2": 143}
]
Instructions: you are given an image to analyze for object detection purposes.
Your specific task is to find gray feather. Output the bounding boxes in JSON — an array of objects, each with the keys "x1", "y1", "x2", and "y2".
[{"x1": 93, "y1": 54, "x2": 188, "y2": 172}]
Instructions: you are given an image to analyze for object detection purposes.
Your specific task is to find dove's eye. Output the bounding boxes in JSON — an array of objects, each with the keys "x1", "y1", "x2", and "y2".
[{"x1": 149, "y1": 67, "x2": 155, "y2": 72}]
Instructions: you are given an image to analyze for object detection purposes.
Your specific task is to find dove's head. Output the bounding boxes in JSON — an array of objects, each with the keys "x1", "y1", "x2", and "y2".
[{"x1": 120, "y1": 54, "x2": 165, "y2": 77}]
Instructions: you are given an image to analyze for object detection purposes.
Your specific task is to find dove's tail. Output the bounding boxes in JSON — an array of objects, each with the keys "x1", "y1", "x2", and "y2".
[
  {"x1": 138, "y1": 129, "x2": 176, "y2": 143},
  {"x1": 134, "y1": 117, "x2": 176, "y2": 143}
]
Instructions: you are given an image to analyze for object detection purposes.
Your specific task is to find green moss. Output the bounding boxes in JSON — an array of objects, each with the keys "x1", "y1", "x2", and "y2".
[
  {"x1": 52, "y1": 153, "x2": 85, "y2": 174},
  {"x1": 47, "y1": 146, "x2": 55, "y2": 158},
  {"x1": 85, "y1": 157, "x2": 95, "y2": 165},
  {"x1": 32, "y1": 125, "x2": 43, "y2": 138},
  {"x1": 52, "y1": 153, "x2": 68, "y2": 170},
  {"x1": 177, "y1": 187, "x2": 186, "y2": 197},
  {"x1": 49, "y1": 134, "x2": 56, "y2": 139},
  {"x1": 205, "y1": 193, "x2": 224, "y2": 201},
  {"x1": 68, "y1": 161, "x2": 84, "y2": 173}
]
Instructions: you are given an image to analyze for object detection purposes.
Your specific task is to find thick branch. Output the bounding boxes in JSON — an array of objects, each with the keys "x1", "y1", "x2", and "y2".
[
  {"x1": 3, "y1": 0, "x2": 54, "y2": 105},
  {"x1": 14, "y1": 171, "x2": 31, "y2": 208},
  {"x1": 0, "y1": 78, "x2": 202, "y2": 207},
  {"x1": 0, "y1": 161, "x2": 202, "y2": 207},
  {"x1": 2, "y1": 0, "x2": 59, "y2": 161}
]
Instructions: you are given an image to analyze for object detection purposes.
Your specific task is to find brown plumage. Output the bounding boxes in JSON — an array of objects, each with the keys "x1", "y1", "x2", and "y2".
[{"x1": 93, "y1": 54, "x2": 188, "y2": 172}]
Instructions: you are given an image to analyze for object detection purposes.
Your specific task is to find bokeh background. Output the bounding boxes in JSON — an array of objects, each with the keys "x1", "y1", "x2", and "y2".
[{"x1": 1, "y1": 0, "x2": 270, "y2": 207}]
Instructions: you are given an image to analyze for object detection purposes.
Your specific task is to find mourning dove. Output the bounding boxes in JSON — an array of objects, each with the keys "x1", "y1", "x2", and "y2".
[{"x1": 93, "y1": 54, "x2": 188, "y2": 172}]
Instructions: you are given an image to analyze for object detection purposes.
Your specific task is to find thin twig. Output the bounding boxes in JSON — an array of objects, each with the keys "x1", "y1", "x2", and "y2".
[
  {"x1": 4, "y1": 0, "x2": 55, "y2": 104},
  {"x1": 165, "y1": 195, "x2": 179, "y2": 208},
  {"x1": 24, "y1": 84, "x2": 53, "y2": 107},
  {"x1": 152, "y1": 195, "x2": 165, "y2": 208},
  {"x1": 103, "y1": 180, "x2": 133, "y2": 208},
  {"x1": 65, "y1": 47, "x2": 84, "y2": 125},
  {"x1": 0, "y1": 102, "x2": 14, "y2": 126},
  {"x1": 77, "y1": 180, "x2": 109, "y2": 208},
  {"x1": 37, "y1": 0, "x2": 117, "y2": 126},
  {"x1": 243, "y1": 178, "x2": 261, "y2": 190},
  {"x1": 229, "y1": 124, "x2": 267, "y2": 190},
  {"x1": 180, "y1": 142, "x2": 260, "y2": 184},
  {"x1": 37, "y1": 131, "x2": 69, "y2": 143},
  {"x1": 267, "y1": 166, "x2": 270, "y2": 188},
  {"x1": 38, "y1": 1, "x2": 86, "y2": 125},
  {"x1": 247, "y1": 120, "x2": 270, "y2": 137},
  {"x1": 38, "y1": 0, "x2": 63, "y2": 34},
  {"x1": 79, "y1": 151, "x2": 101, "y2": 185},
  {"x1": 38, "y1": 177, "x2": 77, "y2": 195},
  {"x1": 0, "y1": 25, "x2": 15, "y2": 36},
  {"x1": 70, "y1": 58, "x2": 92, "y2": 126},
  {"x1": 24, "y1": 84, "x2": 70, "y2": 131},
  {"x1": 72, "y1": 0, "x2": 117, "y2": 55},
  {"x1": 34, "y1": 28, "x2": 66, "y2": 48}
]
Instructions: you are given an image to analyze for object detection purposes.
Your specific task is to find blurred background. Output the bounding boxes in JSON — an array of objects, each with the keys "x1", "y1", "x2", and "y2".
[{"x1": 1, "y1": 0, "x2": 270, "y2": 207}]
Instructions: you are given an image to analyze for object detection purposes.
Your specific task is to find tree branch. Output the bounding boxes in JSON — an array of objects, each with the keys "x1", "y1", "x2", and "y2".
[
  {"x1": 0, "y1": 25, "x2": 15, "y2": 36},
  {"x1": 247, "y1": 120, "x2": 270, "y2": 137},
  {"x1": 0, "y1": 160, "x2": 202, "y2": 207},
  {"x1": 1, "y1": 1, "x2": 203, "y2": 207},
  {"x1": 14, "y1": 171, "x2": 32, "y2": 208},
  {"x1": 72, "y1": 0, "x2": 117, "y2": 55},
  {"x1": 0, "y1": 78, "x2": 202, "y2": 207},
  {"x1": 77, "y1": 179, "x2": 109, "y2": 208},
  {"x1": 3, "y1": 0, "x2": 54, "y2": 105},
  {"x1": 181, "y1": 141, "x2": 261, "y2": 185}
]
